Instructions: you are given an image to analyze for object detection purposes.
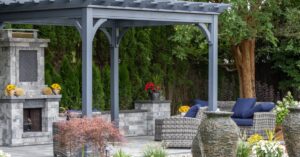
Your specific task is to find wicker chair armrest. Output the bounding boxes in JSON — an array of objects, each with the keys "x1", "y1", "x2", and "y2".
[
  {"x1": 253, "y1": 112, "x2": 276, "y2": 134},
  {"x1": 170, "y1": 115, "x2": 183, "y2": 118},
  {"x1": 253, "y1": 112, "x2": 276, "y2": 121},
  {"x1": 160, "y1": 117, "x2": 201, "y2": 125}
]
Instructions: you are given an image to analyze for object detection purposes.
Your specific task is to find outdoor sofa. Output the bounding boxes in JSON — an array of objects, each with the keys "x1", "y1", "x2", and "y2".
[{"x1": 155, "y1": 100, "x2": 276, "y2": 148}]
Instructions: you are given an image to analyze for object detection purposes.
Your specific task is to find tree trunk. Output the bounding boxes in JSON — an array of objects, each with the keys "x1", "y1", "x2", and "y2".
[{"x1": 232, "y1": 39, "x2": 256, "y2": 98}]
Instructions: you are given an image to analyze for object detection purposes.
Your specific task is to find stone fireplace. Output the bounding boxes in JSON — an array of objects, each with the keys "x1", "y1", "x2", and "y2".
[{"x1": 0, "y1": 29, "x2": 61, "y2": 146}]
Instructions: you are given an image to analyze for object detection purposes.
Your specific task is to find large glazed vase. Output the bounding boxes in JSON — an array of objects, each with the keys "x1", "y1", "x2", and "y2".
[
  {"x1": 199, "y1": 111, "x2": 239, "y2": 157},
  {"x1": 282, "y1": 107, "x2": 300, "y2": 157}
]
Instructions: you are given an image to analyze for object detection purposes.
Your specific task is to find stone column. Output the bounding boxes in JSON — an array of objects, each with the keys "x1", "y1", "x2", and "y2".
[
  {"x1": 43, "y1": 96, "x2": 61, "y2": 132},
  {"x1": 0, "y1": 98, "x2": 24, "y2": 146},
  {"x1": 135, "y1": 100, "x2": 171, "y2": 136}
]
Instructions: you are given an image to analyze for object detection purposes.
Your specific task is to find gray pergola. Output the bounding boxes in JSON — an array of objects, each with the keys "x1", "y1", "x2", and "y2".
[{"x1": 0, "y1": 0, "x2": 230, "y2": 127}]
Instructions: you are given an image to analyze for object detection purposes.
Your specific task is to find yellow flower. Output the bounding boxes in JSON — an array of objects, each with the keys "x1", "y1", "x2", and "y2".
[
  {"x1": 51, "y1": 83, "x2": 61, "y2": 90},
  {"x1": 247, "y1": 134, "x2": 263, "y2": 145},
  {"x1": 179, "y1": 105, "x2": 190, "y2": 113},
  {"x1": 5, "y1": 84, "x2": 16, "y2": 92}
]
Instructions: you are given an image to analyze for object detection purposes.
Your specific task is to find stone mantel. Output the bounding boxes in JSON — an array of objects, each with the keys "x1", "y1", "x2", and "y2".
[{"x1": 0, "y1": 95, "x2": 62, "y2": 100}]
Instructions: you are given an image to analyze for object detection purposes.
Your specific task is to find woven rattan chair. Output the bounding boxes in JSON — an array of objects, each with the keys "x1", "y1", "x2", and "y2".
[{"x1": 155, "y1": 107, "x2": 207, "y2": 148}]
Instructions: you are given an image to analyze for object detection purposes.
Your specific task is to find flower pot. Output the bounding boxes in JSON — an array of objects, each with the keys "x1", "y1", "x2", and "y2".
[
  {"x1": 150, "y1": 92, "x2": 160, "y2": 101},
  {"x1": 199, "y1": 111, "x2": 239, "y2": 157},
  {"x1": 282, "y1": 107, "x2": 300, "y2": 157},
  {"x1": 8, "y1": 90, "x2": 15, "y2": 96},
  {"x1": 181, "y1": 112, "x2": 186, "y2": 116},
  {"x1": 52, "y1": 89, "x2": 60, "y2": 95}
]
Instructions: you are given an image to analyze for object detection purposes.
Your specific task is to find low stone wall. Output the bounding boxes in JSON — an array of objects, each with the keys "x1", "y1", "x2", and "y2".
[
  {"x1": 59, "y1": 100, "x2": 171, "y2": 137},
  {"x1": 100, "y1": 110, "x2": 148, "y2": 136}
]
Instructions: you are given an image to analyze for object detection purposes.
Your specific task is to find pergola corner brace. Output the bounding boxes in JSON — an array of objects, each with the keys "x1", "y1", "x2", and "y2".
[{"x1": 197, "y1": 23, "x2": 212, "y2": 45}]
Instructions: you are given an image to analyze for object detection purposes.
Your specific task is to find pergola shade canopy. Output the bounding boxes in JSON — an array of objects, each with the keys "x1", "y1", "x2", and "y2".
[
  {"x1": 0, "y1": 0, "x2": 230, "y2": 127},
  {"x1": 0, "y1": 0, "x2": 230, "y2": 27}
]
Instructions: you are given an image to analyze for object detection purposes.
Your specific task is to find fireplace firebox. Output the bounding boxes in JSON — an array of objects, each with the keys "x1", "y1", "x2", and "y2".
[{"x1": 23, "y1": 108, "x2": 42, "y2": 132}]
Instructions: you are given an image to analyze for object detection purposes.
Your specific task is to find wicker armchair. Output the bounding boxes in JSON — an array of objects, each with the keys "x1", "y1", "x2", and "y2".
[
  {"x1": 155, "y1": 107, "x2": 207, "y2": 148},
  {"x1": 239, "y1": 112, "x2": 276, "y2": 138}
]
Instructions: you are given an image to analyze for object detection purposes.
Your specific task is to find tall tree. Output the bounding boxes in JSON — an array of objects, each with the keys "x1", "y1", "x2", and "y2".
[{"x1": 219, "y1": 0, "x2": 277, "y2": 98}]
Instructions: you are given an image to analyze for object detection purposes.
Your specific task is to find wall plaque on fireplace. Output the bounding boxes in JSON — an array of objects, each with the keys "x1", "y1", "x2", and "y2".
[{"x1": 19, "y1": 50, "x2": 38, "y2": 82}]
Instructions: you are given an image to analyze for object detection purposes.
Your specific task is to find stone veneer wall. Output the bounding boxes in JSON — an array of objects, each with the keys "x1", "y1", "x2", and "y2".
[
  {"x1": 135, "y1": 100, "x2": 171, "y2": 136},
  {"x1": 59, "y1": 100, "x2": 171, "y2": 137}
]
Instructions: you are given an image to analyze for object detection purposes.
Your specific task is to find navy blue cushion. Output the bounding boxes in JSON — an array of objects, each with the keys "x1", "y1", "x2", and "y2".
[
  {"x1": 232, "y1": 118, "x2": 253, "y2": 126},
  {"x1": 192, "y1": 99, "x2": 208, "y2": 107},
  {"x1": 231, "y1": 98, "x2": 256, "y2": 118},
  {"x1": 242, "y1": 102, "x2": 275, "y2": 118},
  {"x1": 184, "y1": 105, "x2": 199, "y2": 118}
]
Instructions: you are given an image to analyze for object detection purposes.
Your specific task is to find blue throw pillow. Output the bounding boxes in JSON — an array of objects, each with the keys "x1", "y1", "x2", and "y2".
[
  {"x1": 184, "y1": 105, "x2": 199, "y2": 118},
  {"x1": 231, "y1": 98, "x2": 256, "y2": 118},
  {"x1": 242, "y1": 103, "x2": 275, "y2": 118},
  {"x1": 192, "y1": 99, "x2": 208, "y2": 107}
]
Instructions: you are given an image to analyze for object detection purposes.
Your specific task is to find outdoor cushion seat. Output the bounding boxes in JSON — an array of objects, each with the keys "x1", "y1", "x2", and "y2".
[
  {"x1": 242, "y1": 102, "x2": 275, "y2": 118},
  {"x1": 184, "y1": 99, "x2": 208, "y2": 118},
  {"x1": 232, "y1": 118, "x2": 253, "y2": 126},
  {"x1": 231, "y1": 98, "x2": 256, "y2": 118},
  {"x1": 192, "y1": 99, "x2": 208, "y2": 107}
]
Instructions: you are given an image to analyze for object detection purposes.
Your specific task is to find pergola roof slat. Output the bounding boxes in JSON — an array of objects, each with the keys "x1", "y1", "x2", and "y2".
[{"x1": 0, "y1": 0, "x2": 230, "y2": 14}]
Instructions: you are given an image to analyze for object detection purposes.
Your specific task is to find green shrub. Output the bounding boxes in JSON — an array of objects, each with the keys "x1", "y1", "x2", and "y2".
[
  {"x1": 93, "y1": 63, "x2": 105, "y2": 111},
  {"x1": 113, "y1": 150, "x2": 131, "y2": 157},
  {"x1": 274, "y1": 91, "x2": 298, "y2": 125},
  {"x1": 236, "y1": 140, "x2": 251, "y2": 157},
  {"x1": 143, "y1": 145, "x2": 167, "y2": 157}
]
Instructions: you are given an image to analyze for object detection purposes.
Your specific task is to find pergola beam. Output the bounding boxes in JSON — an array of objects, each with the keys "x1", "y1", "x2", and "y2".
[
  {"x1": 0, "y1": 9, "x2": 81, "y2": 21},
  {"x1": 92, "y1": 8, "x2": 214, "y2": 23},
  {"x1": 9, "y1": 19, "x2": 194, "y2": 28}
]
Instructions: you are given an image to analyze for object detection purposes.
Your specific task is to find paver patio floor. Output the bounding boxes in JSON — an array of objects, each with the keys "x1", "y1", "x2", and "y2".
[{"x1": 0, "y1": 136, "x2": 191, "y2": 157}]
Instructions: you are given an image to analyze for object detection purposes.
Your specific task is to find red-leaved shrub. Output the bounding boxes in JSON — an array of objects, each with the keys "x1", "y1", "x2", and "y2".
[{"x1": 55, "y1": 117, "x2": 123, "y2": 156}]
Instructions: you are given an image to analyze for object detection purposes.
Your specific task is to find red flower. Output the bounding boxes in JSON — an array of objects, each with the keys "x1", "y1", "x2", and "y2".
[
  {"x1": 145, "y1": 82, "x2": 155, "y2": 91},
  {"x1": 144, "y1": 82, "x2": 161, "y2": 93}
]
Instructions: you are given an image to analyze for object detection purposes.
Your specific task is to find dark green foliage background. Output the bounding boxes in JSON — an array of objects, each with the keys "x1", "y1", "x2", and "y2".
[{"x1": 6, "y1": 0, "x2": 300, "y2": 113}]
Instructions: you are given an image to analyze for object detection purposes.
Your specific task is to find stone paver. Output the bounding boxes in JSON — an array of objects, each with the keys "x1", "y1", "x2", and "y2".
[{"x1": 0, "y1": 136, "x2": 191, "y2": 157}]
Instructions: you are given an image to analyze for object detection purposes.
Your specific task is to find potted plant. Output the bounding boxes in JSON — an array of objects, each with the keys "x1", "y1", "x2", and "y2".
[
  {"x1": 178, "y1": 105, "x2": 190, "y2": 116},
  {"x1": 4, "y1": 84, "x2": 25, "y2": 97},
  {"x1": 4, "y1": 84, "x2": 16, "y2": 96},
  {"x1": 144, "y1": 82, "x2": 161, "y2": 101},
  {"x1": 51, "y1": 83, "x2": 61, "y2": 95}
]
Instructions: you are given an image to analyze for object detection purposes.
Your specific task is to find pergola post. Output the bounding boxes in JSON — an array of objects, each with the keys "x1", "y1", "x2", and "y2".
[
  {"x1": 110, "y1": 22, "x2": 120, "y2": 127},
  {"x1": 81, "y1": 8, "x2": 93, "y2": 117},
  {"x1": 208, "y1": 15, "x2": 219, "y2": 111}
]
